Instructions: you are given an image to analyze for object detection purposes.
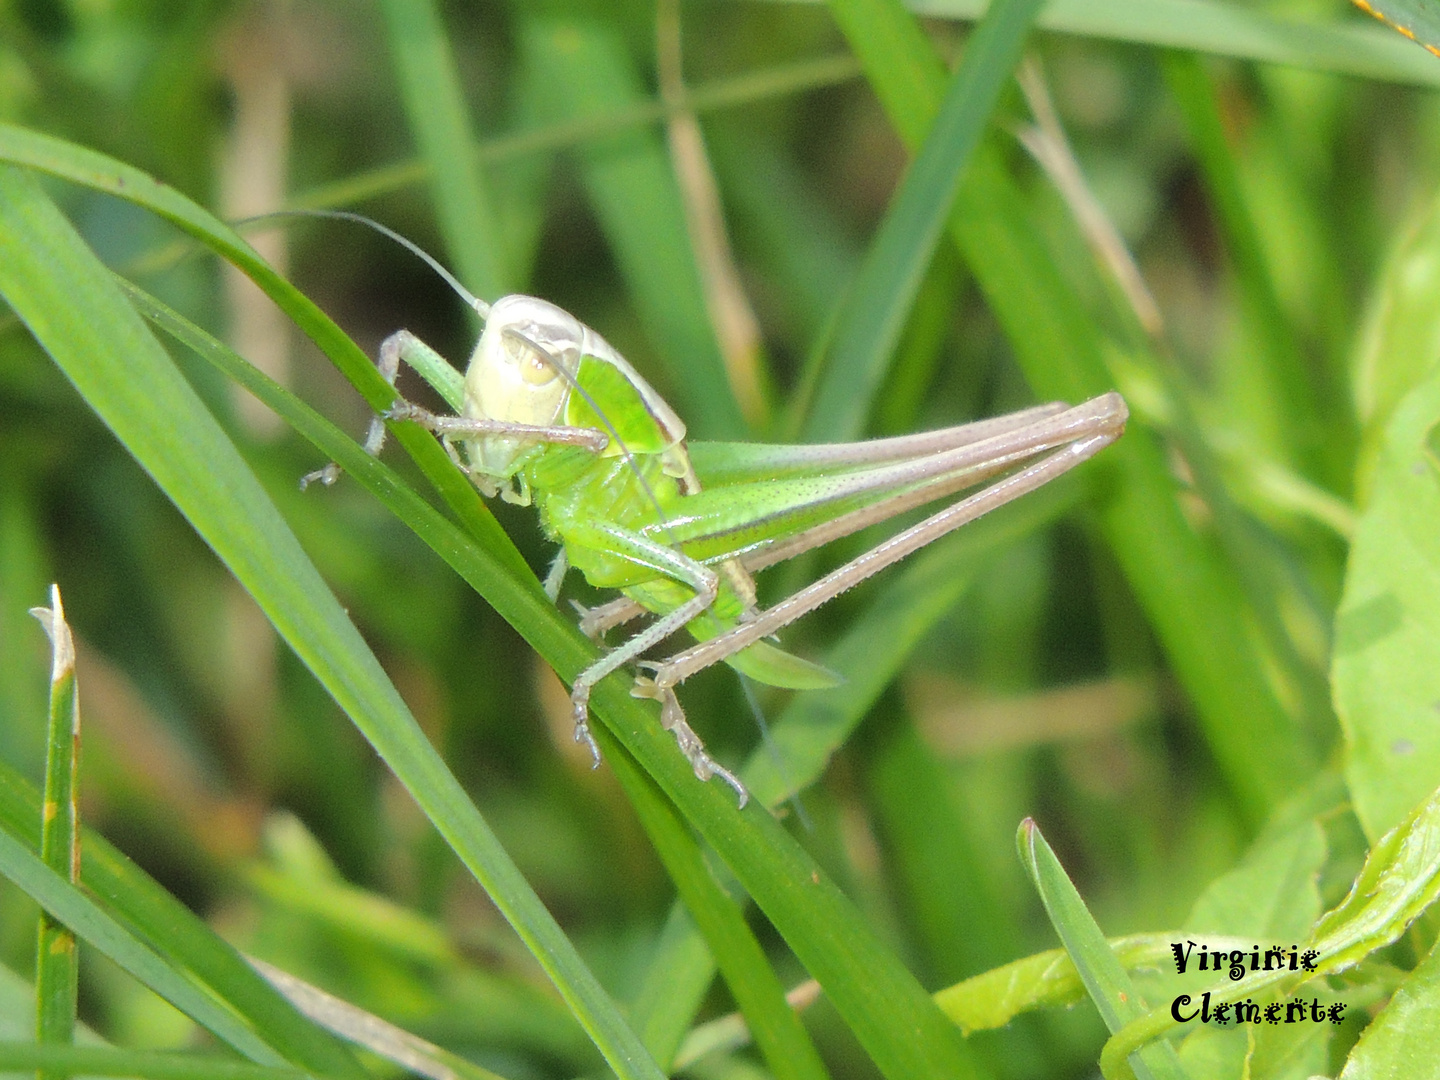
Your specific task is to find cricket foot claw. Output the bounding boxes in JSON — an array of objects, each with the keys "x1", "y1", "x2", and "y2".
[
  {"x1": 632, "y1": 677, "x2": 749, "y2": 808},
  {"x1": 300, "y1": 463, "x2": 341, "y2": 490},
  {"x1": 570, "y1": 687, "x2": 602, "y2": 768}
]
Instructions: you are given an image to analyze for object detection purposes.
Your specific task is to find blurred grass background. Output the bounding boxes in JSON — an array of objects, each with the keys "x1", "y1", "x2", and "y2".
[{"x1": 2, "y1": 0, "x2": 1439, "y2": 1076}]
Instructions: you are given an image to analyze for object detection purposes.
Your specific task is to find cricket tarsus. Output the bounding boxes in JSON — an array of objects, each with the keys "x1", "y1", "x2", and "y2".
[{"x1": 291, "y1": 214, "x2": 1128, "y2": 808}]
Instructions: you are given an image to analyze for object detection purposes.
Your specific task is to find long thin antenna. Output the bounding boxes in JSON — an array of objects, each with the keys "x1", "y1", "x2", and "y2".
[
  {"x1": 739, "y1": 675, "x2": 811, "y2": 830},
  {"x1": 234, "y1": 208, "x2": 491, "y2": 319}
]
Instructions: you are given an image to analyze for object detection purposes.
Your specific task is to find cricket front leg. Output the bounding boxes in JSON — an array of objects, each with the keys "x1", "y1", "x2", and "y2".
[{"x1": 301, "y1": 330, "x2": 460, "y2": 488}]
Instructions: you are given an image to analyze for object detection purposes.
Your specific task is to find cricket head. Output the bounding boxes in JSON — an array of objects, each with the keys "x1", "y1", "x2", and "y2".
[{"x1": 461, "y1": 294, "x2": 586, "y2": 477}]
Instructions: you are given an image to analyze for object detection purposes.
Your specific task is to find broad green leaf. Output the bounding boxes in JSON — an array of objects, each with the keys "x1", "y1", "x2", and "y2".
[
  {"x1": 377, "y1": 0, "x2": 509, "y2": 299},
  {"x1": 1351, "y1": 185, "x2": 1440, "y2": 498},
  {"x1": 1183, "y1": 820, "x2": 1326, "y2": 942},
  {"x1": 0, "y1": 163, "x2": 666, "y2": 1080},
  {"x1": 1309, "y1": 782, "x2": 1440, "y2": 976},
  {"x1": 802, "y1": 0, "x2": 1044, "y2": 440},
  {"x1": 1333, "y1": 368, "x2": 1440, "y2": 841},
  {"x1": 1352, "y1": 0, "x2": 1440, "y2": 57},
  {"x1": 1018, "y1": 820, "x2": 1191, "y2": 1080},
  {"x1": 1177, "y1": 1026, "x2": 1246, "y2": 1080},
  {"x1": 1102, "y1": 781, "x2": 1440, "y2": 1077},
  {"x1": 934, "y1": 933, "x2": 1205, "y2": 1034},
  {"x1": 1338, "y1": 933, "x2": 1440, "y2": 1079},
  {"x1": 1247, "y1": 1020, "x2": 1331, "y2": 1080}
]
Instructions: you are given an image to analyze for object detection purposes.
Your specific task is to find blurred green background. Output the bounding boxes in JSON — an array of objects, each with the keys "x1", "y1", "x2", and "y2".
[{"x1": 3, "y1": 0, "x2": 1440, "y2": 1076}]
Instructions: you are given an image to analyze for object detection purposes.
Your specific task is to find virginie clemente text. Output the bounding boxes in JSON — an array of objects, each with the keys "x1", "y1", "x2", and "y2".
[{"x1": 1167, "y1": 941, "x2": 1345, "y2": 1026}]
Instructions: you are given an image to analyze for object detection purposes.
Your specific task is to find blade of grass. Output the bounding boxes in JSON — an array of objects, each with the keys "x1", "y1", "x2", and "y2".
[
  {"x1": 1161, "y1": 50, "x2": 1334, "y2": 484},
  {"x1": 1351, "y1": 0, "x2": 1440, "y2": 57},
  {"x1": 0, "y1": 825, "x2": 280, "y2": 1063},
  {"x1": 620, "y1": 481, "x2": 1080, "y2": 1073},
  {"x1": 1017, "y1": 819, "x2": 1191, "y2": 1080},
  {"x1": 0, "y1": 1045, "x2": 305, "y2": 1080},
  {"x1": 0, "y1": 760, "x2": 367, "y2": 1079},
  {"x1": 122, "y1": 265, "x2": 981, "y2": 1080},
  {"x1": 827, "y1": 0, "x2": 1307, "y2": 823},
  {"x1": 602, "y1": 734, "x2": 831, "y2": 1080},
  {"x1": 515, "y1": 13, "x2": 747, "y2": 439},
  {"x1": 6, "y1": 134, "x2": 998, "y2": 1079},
  {"x1": 376, "y1": 0, "x2": 508, "y2": 300},
  {"x1": 0, "y1": 164, "x2": 666, "y2": 1080},
  {"x1": 628, "y1": 906, "x2": 717, "y2": 1068},
  {"x1": 30, "y1": 586, "x2": 79, "y2": 1070},
  {"x1": 0, "y1": 121, "x2": 530, "y2": 586},
  {"x1": 294, "y1": 0, "x2": 1440, "y2": 223},
  {"x1": 888, "y1": 0, "x2": 1440, "y2": 86},
  {"x1": 802, "y1": 0, "x2": 1044, "y2": 441},
  {"x1": 289, "y1": 53, "x2": 862, "y2": 213},
  {"x1": 247, "y1": 960, "x2": 514, "y2": 1080}
]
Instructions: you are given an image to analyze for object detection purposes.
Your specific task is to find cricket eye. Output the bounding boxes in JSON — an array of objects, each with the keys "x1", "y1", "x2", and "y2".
[
  {"x1": 519, "y1": 348, "x2": 557, "y2": 385},
  {"x1": 502, "y1": 330, "x2": 560, "y2": 386}
]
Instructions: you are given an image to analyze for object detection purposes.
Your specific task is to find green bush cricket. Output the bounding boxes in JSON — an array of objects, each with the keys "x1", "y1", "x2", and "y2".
[{"x1": 298, "y1": 213, "x2": 1128, "y2": 807}]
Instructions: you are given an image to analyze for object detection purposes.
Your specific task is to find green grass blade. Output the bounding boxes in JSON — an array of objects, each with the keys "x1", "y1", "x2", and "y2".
[
  {"x1": 828, "y1": 0, "x2": 1307, "y2": 823},
  {"x1": 126, "y1": 257, "x2": 980, "y2": 1080},
  {"x1": 376, "y1": 0, "x2": 508, "y2": 299},
  {"x1": 898, "y1": 0, "x2": 1440, "y2": 86},
  {"x1": 4, "y1": 131, "x2": 990, "y2": 1078},
  {"x1": 622, "y1": 484, "x2": 1082, "y2": 1073},
  {"x1": 802, "y1": 0, "x2": 1044, "y2": 441},
  {"x1": 0, "y1": 826, "x2": 279, "y2": 1063},
  {"x1": 246, "y1": 960, "x2": 515, "y2": 1080},
  {"x1": 1161, "y1": 50, "x2": 1331, "y2": 483},
  {"x1": 30, "y1": 587, "x2": 79, "y2": 1064},
  {"x1": 0, "y1": 760, "x2": 367, "y2": 1079},
  {"x1": 0, "y1": 1045, "x2": 305, "y2": 1080},
  {"x1": 1352, "y1": 0, "x2": 1440, "y2": 56},
  {"x1": 0, "y1": 164, "x2": 665, "y2": 1080},
  {"x1": 603, "y1": 739, "x2": 831, "y2": 1080},
  {"x1": 1017, "y1": 820, "x2": 1191, "y2": 1080},
  {"x1": 290, "y1": 53, "x2": 862, "y2": 214},
  {"x1": 627, "y1": 907, "x2": 716, "y2": 1068},
  {"x1": 864, "y1": 720, "x2": 1019, "y2": 981},
  {"x1": 0, "y1": 121, "x2": 529, "y2": 586},
  {"x1": 118, "y1": 209, "x2": 979, "y2": 1080},
  {"x1": 515, "y1": 13, "x2": 747, "y2": 439}
]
